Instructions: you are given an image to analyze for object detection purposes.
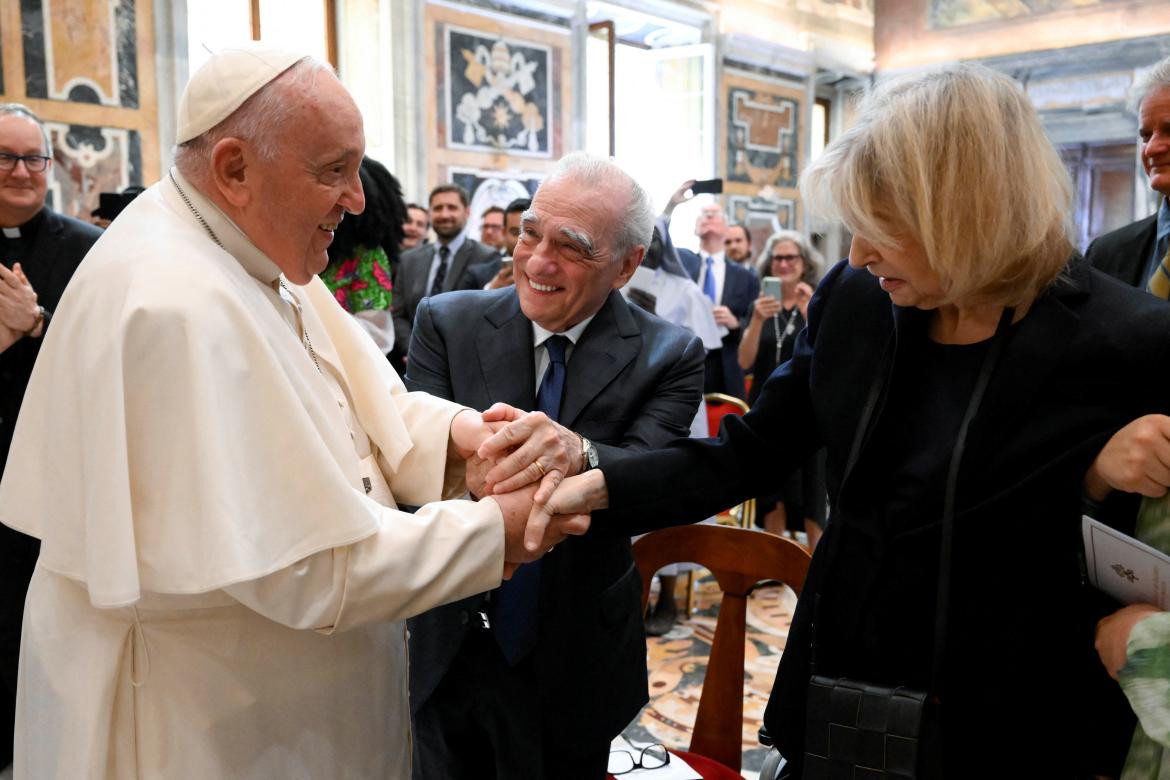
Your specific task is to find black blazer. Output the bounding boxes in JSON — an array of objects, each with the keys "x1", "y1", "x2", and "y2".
[
  {"x1": 390, "y1": 237, "x2": 500, "y2": 358},
  {"x1": 678, "y1": 248, "x2": 760, "y2": 397},
  {"x1": 1085, "y1": 213, "x2": 1157, "y2": 288},
  {"x1": 598, "y1": 258, "x2": 1170, "y2": 776},
  {"x1": 404, "y1": 288, "x2": 704, "y2": 750}
]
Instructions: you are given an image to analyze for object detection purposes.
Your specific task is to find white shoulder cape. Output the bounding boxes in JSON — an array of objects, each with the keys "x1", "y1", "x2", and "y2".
[{"x1": 0, "y1": 182, "x2": 462, "y2": 607}]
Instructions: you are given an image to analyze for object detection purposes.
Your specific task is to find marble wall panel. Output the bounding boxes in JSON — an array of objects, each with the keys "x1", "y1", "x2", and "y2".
[
  {"x1": 930, "y1": 0, "x2": 1125, "y2": 29},
  {"x1": 22, "y1": 0, "x2": 139, "y2": 108},
  {"x1": 445, "y1": 26, "x2": 552, "y2": 158},
  {"x1": 45, "y1": 120, "x2": 140, "y2": 217},
  {"x1": 720, "y1": 69, "x2": 803, "y2": 233},
  {"x1": 1, "y1": 0, "x2": 156, "y2": 220},
  {"x1": 425, "y1": 2, "x2": 570, "y2": 195},
  {"x1": 728, "y1": 193, "x2": 796, "y2": 256}
]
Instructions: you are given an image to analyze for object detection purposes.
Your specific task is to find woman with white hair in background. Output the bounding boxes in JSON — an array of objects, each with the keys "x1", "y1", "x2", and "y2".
[
  {"x1": 738, "y1": 231, "x2": 826, "y2": 548},
  {"x1": 520, "y1": 63, "x2": 1170, "y2": 776}
]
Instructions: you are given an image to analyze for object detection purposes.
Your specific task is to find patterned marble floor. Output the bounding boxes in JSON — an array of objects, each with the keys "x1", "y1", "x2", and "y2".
[{"x1": 620, "y1": 573, "x2": 800, "y2": 779}]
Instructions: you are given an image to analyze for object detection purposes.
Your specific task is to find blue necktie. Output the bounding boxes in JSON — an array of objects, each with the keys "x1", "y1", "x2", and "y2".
[
  {"x1": 702, "y1": 255, "x2": 717, "y2": 303},
  {"x1": 491, "y1": 335, "x2": 569, "y2": 664}
]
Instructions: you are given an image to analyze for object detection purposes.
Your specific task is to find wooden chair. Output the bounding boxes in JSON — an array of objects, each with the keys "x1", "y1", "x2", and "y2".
[
  {"x1": 702, "y1": 393, "x2": 755, "y2": 530},
  {"x1": 632, "y1": 524, "x2": 812, "y2": 776}
]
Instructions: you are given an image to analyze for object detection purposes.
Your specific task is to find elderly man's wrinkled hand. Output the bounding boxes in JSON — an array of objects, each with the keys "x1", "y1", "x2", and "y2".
[
  {"x1": 487, "y1": 484, "x2": 590, "y2": 578},
  {"x1": 476, "y1": 410, "x2": 582, "y2": 497},
  {"x1": 1085, "y1": 414, "x2": 1170, "y2": 501},
  {"x1": 465, "y1": 453, "x2": 493, "y2": 498}
]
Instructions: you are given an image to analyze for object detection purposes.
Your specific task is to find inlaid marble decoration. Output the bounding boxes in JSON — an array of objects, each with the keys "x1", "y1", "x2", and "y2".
[
  {"x1": 449, "y1": 166, "x2": 542, "y2": 240},
  {"x1": 726, "y1": 85, "x2": 799, "y2": 189},
  {"x1": 22, "y1": 0, "x2": 140, "y2": 108},
  {"x1": 45, "y1": 121, "x2": 141, "y2": 218},
  {"x1": 444, "y1": 26, "x2": 552, "y2": 157},
  {"x1": 929, "y1": 0, "x2": 1126, "y2": 29},
  {"x1": 729, "y1": 194, "x2": 796, "y2": 254}
]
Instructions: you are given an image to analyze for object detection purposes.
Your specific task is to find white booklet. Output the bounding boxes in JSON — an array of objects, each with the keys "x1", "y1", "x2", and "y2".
[{"x1": 1083, "y1": 515, "x2": 1170, "y2": 609}]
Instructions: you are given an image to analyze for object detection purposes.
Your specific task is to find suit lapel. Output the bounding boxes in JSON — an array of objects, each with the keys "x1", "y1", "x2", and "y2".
[
  {"x1": 477, "y1": 291, "x2": 537, "y2": 410},
  {"x1": 559, "y1": 291, "x2": 639, "y2": 427},
  {"x1": 408, "y1": 247, "x2": 433, "y2": 309}
]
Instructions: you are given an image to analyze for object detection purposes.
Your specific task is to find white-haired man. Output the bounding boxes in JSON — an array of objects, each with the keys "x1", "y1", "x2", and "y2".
[
  {"x1": 0, "y1": 44, "x2": 584, "y2": 778},
  {"x1": 1088, "y1": 56, "x2": 1170, "y2": 294},
  {"x1": 405, "y1": 152, "x2": 704, "y2": 779},
  {"x1": 662, "y1": 181, "x2": 759, "y2": 399}
]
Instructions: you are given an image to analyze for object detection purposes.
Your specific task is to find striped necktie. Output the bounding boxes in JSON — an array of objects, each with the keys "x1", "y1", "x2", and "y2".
[{"x1": 1148, "y1": 244, "x2": 1170, "y2": 300}]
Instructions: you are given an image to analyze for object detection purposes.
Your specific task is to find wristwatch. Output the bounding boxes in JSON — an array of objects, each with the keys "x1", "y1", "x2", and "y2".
[{"x1": 579, "y1": 436, "x2": 599, "y2": 472}]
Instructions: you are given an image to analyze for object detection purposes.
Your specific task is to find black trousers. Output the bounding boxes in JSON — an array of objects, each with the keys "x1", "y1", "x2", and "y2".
[{"x1": 412, "y1": 629, "x2": 609, "y2": 780}]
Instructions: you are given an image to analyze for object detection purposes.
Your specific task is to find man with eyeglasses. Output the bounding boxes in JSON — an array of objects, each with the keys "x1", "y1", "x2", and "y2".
[{"x1": 0, "y1": 102, "x2": 101, "y2": 773}]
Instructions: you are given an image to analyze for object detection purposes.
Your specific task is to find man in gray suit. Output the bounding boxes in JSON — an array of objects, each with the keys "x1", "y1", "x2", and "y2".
[
  {"x1": 390, "y1": 184, "x2": 499, "y2": 370},
  {"x1": 405, "y1": 153, "x2": 704, "y2": 780}
]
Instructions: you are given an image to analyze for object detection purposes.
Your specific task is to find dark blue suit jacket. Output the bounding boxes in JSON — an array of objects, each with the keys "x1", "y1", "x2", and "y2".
[
  {"x1": 597, "y1": 258, "x2": 1170, "y2": 775},
  {"x1": 678, "y1": 248, "x2": 759, "y2": 398},
  {"x1": 404, "y1": 288, "x2": 704, "y2": 750}
]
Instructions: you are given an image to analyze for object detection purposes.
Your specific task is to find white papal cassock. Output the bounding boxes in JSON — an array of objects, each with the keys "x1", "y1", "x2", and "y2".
[{"x1": 0, "y1": 170, "x2": 506, "y2": 779}]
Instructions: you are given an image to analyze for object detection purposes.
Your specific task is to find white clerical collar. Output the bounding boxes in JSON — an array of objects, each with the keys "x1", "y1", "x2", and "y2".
[
  {"x1": 167, "y1": 167, "x2": 283, "y2": 285},
  {"x1": 2, "y1": 227, "x2": 20, "y2": 238},
  {"x1": 531, "y1": 314, "x2": 595, "y2": 349}
]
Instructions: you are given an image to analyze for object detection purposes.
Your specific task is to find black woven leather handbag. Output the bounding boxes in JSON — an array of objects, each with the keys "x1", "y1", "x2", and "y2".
[{"x1": 801, "y1": 308, "x2": 1013, "y2": 780}]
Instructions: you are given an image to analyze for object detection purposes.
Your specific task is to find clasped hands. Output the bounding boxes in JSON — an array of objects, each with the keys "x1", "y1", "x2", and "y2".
[
  {"x1": 0, "y1": 262, "x2": 41, "y2": 351},
  {"x1": 450, "y1": 404, "x2": 597, "y2": 579}
]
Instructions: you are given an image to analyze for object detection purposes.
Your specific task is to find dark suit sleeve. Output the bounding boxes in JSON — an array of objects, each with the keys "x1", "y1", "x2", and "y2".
[
  {"x1": 591, "y1": 333, "x2": 704, "y2": 466},
  {"x1": 462, "y1": 256, "x2": 502, "y2": 290},
  {"x1": 402, "y1": 297, "x2": 453, "y2": 400},
  {"x1": 391, "y1": 254, "x2": 417, "y2": 361},
  {"x1": 595, "y1": 261, "x2": 843, "y2": 534}
]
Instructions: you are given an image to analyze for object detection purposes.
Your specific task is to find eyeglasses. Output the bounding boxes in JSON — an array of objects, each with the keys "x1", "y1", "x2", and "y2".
[
  {"x1": 0, "y1": 153, "x2": 51, "y2": 172},
  {"x1": 607, "y1": 743, "x2": 670, "y2": 775},
  {"x1": 770, "y1": 253, "x2": 802, "y2": 264}
]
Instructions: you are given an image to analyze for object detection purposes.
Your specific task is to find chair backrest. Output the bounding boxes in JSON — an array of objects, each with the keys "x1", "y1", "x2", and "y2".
[
  {"x1": 703, "y1": 392, "x2": 749, "y2": 438},
  {"x1": 632, "y1": 524, "x2": 811, "y2": 772}
]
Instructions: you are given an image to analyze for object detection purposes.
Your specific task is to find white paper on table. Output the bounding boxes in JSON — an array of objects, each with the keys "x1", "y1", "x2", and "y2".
[
  {"x1": 1082, "y1": 514, "x2": 1170, "y2": 609},
  {"x1": 607, "y1": 735, "x2": 702, "y2": 780}
]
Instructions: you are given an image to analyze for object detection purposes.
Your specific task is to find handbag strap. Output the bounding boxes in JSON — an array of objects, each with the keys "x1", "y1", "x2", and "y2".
[{"x1": 931, "y1": 305, "x2": 1013, "y2": 690}]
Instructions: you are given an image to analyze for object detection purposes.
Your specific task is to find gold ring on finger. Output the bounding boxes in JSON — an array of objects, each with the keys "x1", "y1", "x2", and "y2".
[{"x1": 534, "y1": 460, "x2": 547, "y2": 477}]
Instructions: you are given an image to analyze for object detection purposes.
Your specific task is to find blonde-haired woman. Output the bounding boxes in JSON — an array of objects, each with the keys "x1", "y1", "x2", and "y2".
[{"x1": 524, "y1": 64, "x2": 1170, "y2": 775}]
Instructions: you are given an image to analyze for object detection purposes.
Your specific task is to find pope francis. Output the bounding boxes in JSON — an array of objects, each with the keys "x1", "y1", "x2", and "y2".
[{"x1": 0, "y1": 45, "x2": 583, "y2": 779}]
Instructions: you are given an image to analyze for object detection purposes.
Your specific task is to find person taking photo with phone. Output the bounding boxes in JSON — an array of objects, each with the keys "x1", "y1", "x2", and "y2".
[{"x1": 738, "y1": 231, "x2": 826, "y2": 547}]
